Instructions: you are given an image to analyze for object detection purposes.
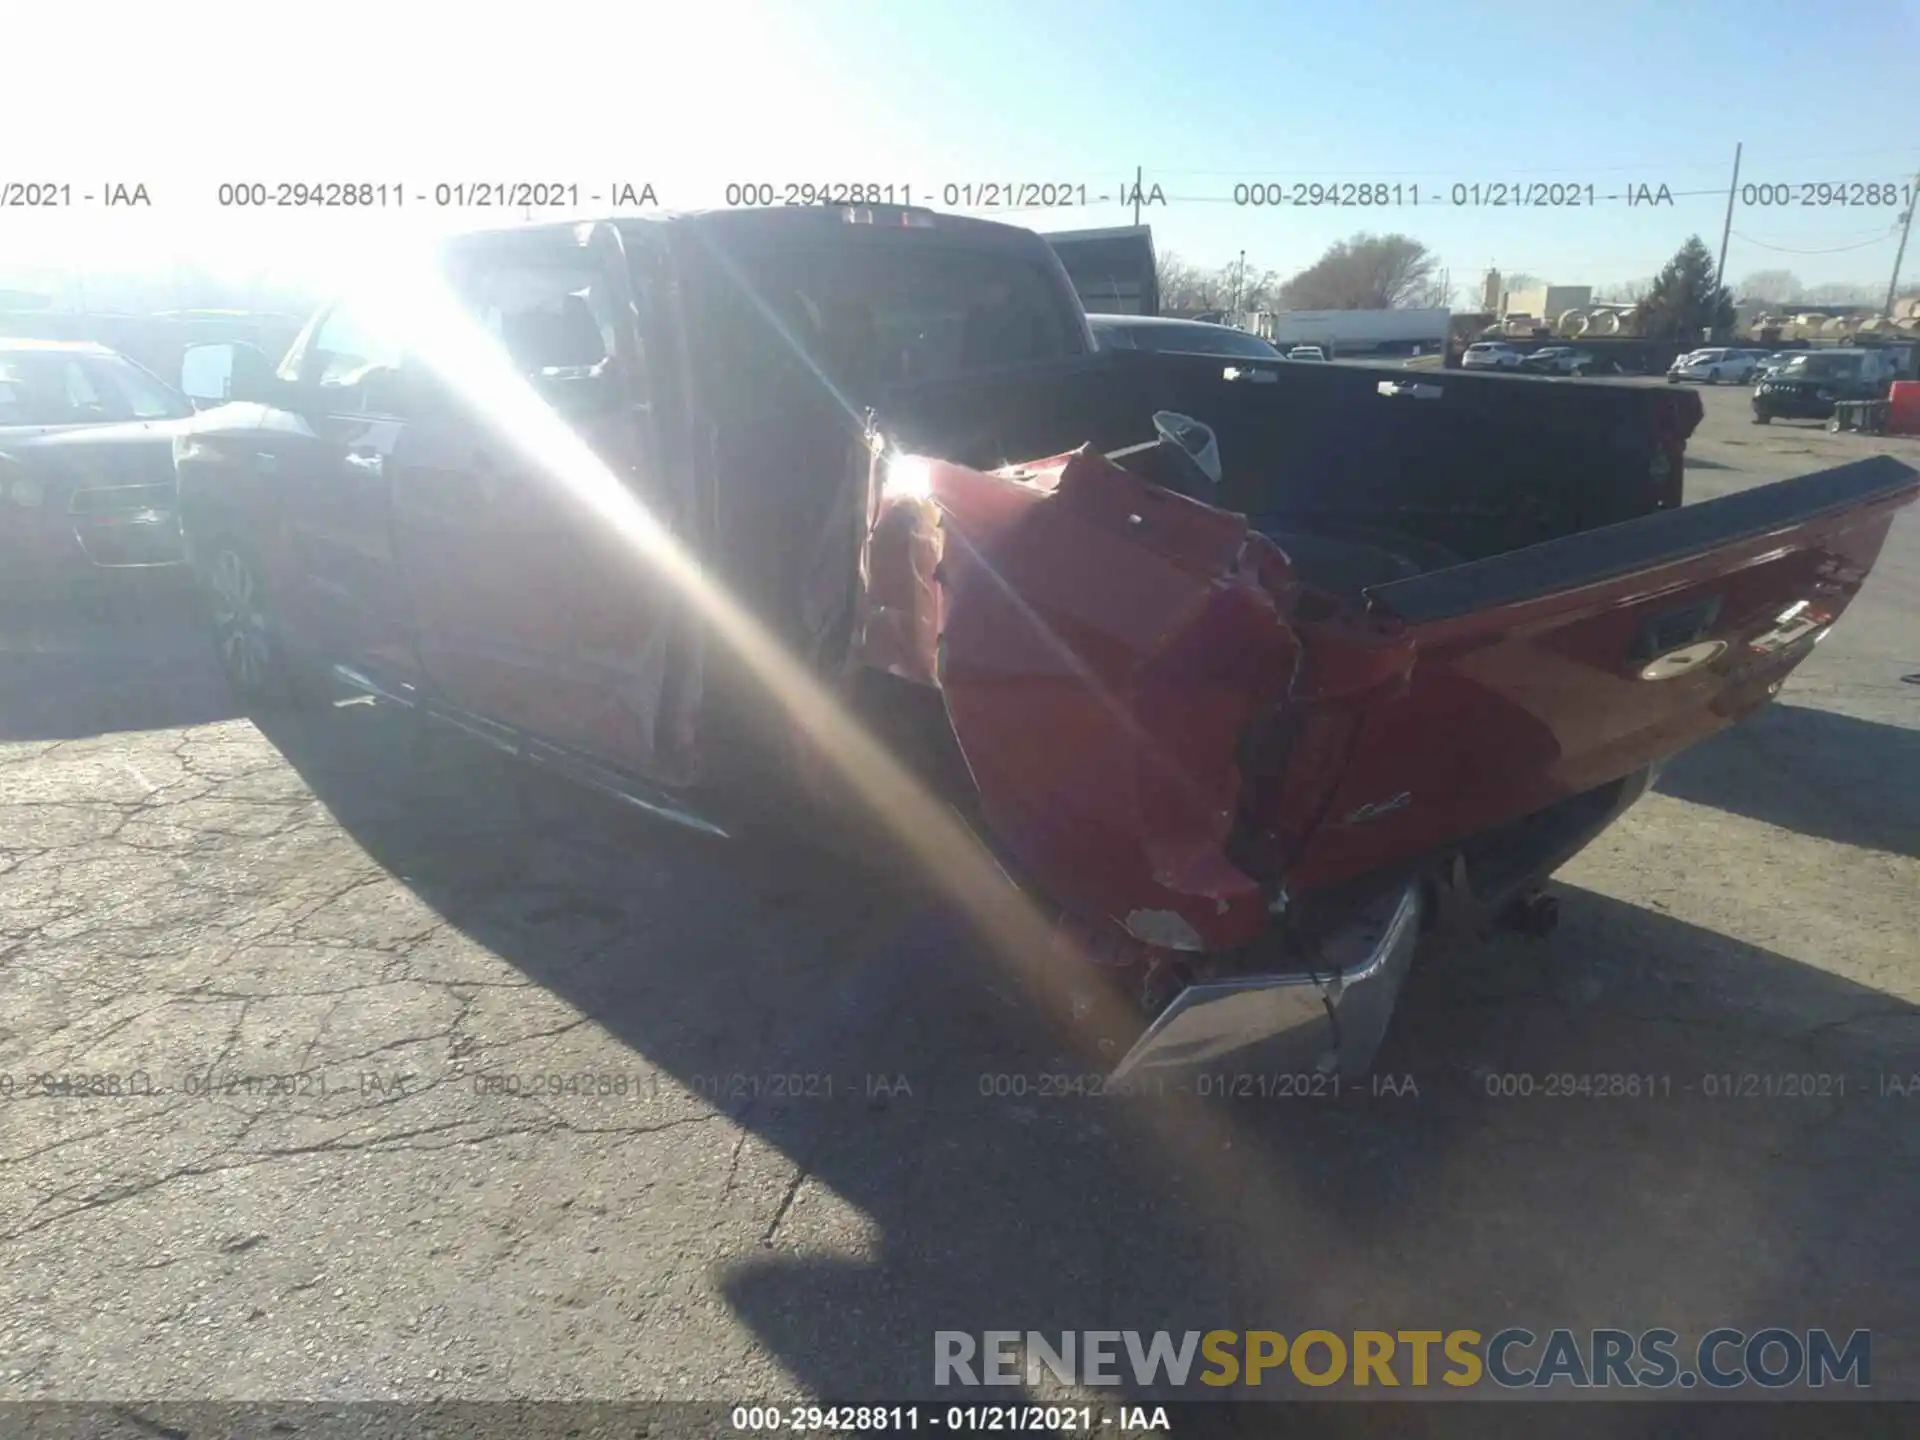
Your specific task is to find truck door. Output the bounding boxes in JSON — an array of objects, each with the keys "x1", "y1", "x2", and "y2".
[
  {"x1": 389, "y1": 224, "x2": 688, "y2": 776},
  {"x1": 250, "y1": 299, "x2": 418, "y2": 685}
]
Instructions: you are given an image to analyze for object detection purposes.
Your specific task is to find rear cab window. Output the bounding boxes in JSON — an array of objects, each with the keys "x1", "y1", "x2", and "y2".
[{"x1": 676, "y1": 219, "x2": 1077, "y2": 410}]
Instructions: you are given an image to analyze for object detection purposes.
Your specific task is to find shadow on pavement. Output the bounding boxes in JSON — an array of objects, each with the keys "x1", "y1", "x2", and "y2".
[
  {"x1": 0, "y1": 589, "x2": 238, "y2": 742},
  {"x1": 1655, "y1": 701, "x2": 1920, "y2": 858},
  {"x1": 242, "y1": 699, "x2": 1920, "y2": 1406}
]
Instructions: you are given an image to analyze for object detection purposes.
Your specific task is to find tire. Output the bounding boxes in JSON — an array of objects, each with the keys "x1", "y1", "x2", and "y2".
[
  {"x1": 200, "y1": 541, "x2": 317, "y2": 710},
  {"x1": 1826, "y1": 417, "x2": 1843, "y2": 434},
  {"x1": 1752, "y1": 413, "x2": 1771, "y2": 425}
]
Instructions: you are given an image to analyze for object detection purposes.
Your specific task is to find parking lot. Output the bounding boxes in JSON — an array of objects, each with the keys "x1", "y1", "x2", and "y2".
[{"x1": 1, "y1": 382, "x2": 1915, "y2": 1404}]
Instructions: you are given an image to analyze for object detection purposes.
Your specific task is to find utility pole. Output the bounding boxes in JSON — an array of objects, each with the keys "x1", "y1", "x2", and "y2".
[
  {"x1": 1885, "y1": 172, "x2": 1918, "y2": 318},
  {"x1": 1132, "y1": 165, "x2": 1143, "y2": 227},
  {"x1": 1715, "y1": 142, "x2": 1742, "y2": 303}
]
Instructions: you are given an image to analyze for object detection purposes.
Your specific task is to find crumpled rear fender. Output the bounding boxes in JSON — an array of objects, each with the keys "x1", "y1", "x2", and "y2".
[{"x1": 857, "y1": 446, "x2": 1302, "y2": 953}]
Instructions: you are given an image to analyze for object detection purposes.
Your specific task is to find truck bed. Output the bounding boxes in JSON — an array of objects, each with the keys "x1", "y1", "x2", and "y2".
[
  {"x1": 860, "y1": 351, "x2": 1915, "y2": 962},
  {"x1": 874, "y1": 350, "x2": 1703, "y2": 568}
]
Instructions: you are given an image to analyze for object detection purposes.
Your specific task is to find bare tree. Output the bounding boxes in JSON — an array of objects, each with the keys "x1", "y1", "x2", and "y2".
[
  {"x1": 1219, "y1": 259, "x2": 1281, "y2": 313},
  {"x1": 1156, "y1": 252, "x2": 1285, "y2": 315},
  {"x1": 1800, "y1": 281, "x2": 1882, "y2": 306},
  {"x1": 1278, "y1": 233, "x2": 1438, "y2": 309},
  {"x1": 1412, "y1": 272, "x2": 1462, "y2": 309},
  {"x1": 1156, "y1": 253, "x2": 1221, "y2": 312},
  {"x1": 1735, "y1": 269, "x2": 1803, "y2": 305}
]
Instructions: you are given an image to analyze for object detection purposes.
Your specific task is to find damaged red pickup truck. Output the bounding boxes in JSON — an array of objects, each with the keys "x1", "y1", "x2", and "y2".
[{"x1": 173, "y1": 206, "x2": 1919, "y2": 1081}]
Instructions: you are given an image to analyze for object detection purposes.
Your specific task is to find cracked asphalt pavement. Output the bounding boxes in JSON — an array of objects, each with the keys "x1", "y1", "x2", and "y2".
[{"x1": 2, "y1": 387, "x2": 1916, "y2": 1403}]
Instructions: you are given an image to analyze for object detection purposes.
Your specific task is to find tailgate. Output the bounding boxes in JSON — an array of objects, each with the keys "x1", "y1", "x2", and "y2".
[{"x1": 1270, "y1": 455, "x2": 1919, "y2": 896}]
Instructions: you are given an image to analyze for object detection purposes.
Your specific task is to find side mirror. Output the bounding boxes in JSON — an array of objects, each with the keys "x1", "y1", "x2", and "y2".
[
  {"x1": 180, "y1": 342, "x2": 277, "y2": 405},
  {"x1": 1151, "y1": 410, "x2": 1223, "y2": 488}
]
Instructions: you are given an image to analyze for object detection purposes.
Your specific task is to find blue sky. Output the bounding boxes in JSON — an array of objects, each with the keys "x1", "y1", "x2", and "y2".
[
  {"x1": 824, "y1": 0, "x2": 1920, "y2": 296},
  {"x1": 4, "y1": 0, "x2": 1918, "y2": 299}
]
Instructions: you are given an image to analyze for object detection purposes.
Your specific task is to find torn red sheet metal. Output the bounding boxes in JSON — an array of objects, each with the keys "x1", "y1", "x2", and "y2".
[
  {"x1": 855, "y1": 445, "x2": 1303, "y2": 953},
  {"x1": 852, "y1": 440, "x2": 1918, "y2": 968}
]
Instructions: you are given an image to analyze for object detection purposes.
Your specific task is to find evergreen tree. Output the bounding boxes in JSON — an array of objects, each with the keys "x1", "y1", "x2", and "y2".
[{"x1": 1635, "y1": 236, "x2": 1736, "y2": 342}]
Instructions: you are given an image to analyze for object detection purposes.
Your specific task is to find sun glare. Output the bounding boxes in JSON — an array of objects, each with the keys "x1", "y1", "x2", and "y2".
[{"x1": 331, "y1": 239, "x2": 1291, "y2": 1249}]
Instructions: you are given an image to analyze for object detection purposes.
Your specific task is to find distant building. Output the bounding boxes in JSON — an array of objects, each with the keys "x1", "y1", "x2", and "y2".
[{"x1": 1501, "y1": 284, "x2": 1593, "y2": 321}]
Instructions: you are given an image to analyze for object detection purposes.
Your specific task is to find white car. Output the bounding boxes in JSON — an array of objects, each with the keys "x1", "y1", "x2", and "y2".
[
  {"x1": 1521, "y1": 346, "x2": 1598, "y2": 375},
  {"x1": 1287, "y1": 346, "x2": 1327, "y2": 362},
  {"x1": 1667, "y1": 348, "x2": 1760, "y2": 385},
  {"x1": 1461, "y1": 342, "x2": 1525, "y2": 370}
]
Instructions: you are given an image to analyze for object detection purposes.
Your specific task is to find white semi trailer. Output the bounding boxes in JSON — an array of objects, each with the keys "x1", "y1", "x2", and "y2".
[{"x1": 1251, "y1": 308, "x2": 1451, "y2": 354}]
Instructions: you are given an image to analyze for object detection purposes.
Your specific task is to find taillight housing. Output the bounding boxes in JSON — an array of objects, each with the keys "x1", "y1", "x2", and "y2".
[{"x1": 1649, "y1": 394, "x2": 1693, "y2": 509}]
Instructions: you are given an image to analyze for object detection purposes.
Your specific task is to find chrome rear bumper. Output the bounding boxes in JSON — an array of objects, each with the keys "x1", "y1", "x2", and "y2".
[{"x1": 1109, "y1": 880, "x2": 1423, "y2": 1081}]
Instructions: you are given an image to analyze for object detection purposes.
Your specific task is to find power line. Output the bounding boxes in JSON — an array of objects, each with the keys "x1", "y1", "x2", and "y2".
[
  {"x1": 1730, "y1": 145, "x2": 1920, "y2": 166},
  {"x1": 1730, "y1": 230, "x2": 1899, "y2": 256}
]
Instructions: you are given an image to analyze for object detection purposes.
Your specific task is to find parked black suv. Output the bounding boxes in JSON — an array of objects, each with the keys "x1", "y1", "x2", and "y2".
[{"x1": 1751, "y1": 349, "x2": 1901, "y2": 423}]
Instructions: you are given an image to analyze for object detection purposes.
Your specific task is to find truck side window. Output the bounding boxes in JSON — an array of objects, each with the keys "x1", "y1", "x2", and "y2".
[
  {"x1": 449, "y1": 258, "x2": 630, "y2": 412},
  {"x1": 304, "y1": 300, "x2": 405, "y2": 395}
]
